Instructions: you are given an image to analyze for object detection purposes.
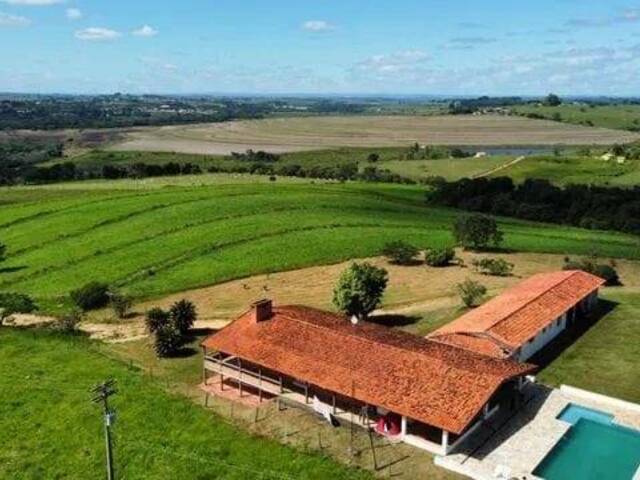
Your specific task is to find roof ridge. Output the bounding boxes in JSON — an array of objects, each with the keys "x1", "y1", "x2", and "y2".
[{"x1": 278, "y1": 306, "x2": 515, "y2": 371}]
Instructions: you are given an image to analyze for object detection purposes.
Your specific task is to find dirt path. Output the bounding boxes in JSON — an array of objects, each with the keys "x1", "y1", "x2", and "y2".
[{"x1": 472, "y1": 155, "x2": 526, "y2": 178}]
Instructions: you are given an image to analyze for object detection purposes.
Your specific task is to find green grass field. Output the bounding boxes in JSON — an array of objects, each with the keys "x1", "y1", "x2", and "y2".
[
  {"x1": 1, "y1": 178, "x2": 639, "y2": 309},
  {"x1": 0, "y1": 328, "x2": 374, "y2": 480},
  {"x1": 487, "y1": 155, "x2": 640, "y2": 186},
  {"x1": 512, "y1": 104, "x2": 640, "y2": 131}
]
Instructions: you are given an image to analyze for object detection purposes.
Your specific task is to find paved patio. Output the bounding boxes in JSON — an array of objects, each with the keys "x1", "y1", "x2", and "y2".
[{"x1": 437, "y1": 382, "x2": 640, "y2": 480}]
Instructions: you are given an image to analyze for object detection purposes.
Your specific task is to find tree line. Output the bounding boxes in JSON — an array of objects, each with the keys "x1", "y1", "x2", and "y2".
[{"x1": 426, "y1": 176, "x2": 640, "y2": 235}]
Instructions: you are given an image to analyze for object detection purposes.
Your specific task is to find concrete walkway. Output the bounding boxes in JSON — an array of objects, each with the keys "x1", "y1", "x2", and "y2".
[{"x1": 437, "y1": 383, "x2": 640, "y2": 480}]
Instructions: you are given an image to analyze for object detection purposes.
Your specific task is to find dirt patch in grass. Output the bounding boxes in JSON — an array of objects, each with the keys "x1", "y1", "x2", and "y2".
[{"x1": 110, "y1": 115, "x2": 640, "y2": 155}]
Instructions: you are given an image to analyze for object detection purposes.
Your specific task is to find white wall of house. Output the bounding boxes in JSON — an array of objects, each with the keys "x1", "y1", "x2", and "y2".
[{"x1": 517, "y1": 289, "x2": 599, "y2": 362}]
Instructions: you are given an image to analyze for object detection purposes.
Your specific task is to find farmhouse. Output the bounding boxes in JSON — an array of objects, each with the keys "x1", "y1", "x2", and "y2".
[
  {"x1": 201, "y1": 270, "x2": 604, "y2": 455},
  {"x1": 428, "y1": 270, "x2": 604, "y2": 362}
]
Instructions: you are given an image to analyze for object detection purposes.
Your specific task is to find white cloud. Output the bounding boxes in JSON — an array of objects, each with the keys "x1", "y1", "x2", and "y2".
[
  {"x1": 132, "y1": 24, "x2": 158, "y2": 37},
  {"x1": 302, "y1": 20, "x2": 333, "y2": 32},
  {"x1": 0, "y1": 0, "x2": 63, "y2": 4},
  {"x1": 0, "y1": 11, "x2": 30, "y2": 26},
  {"x1": 65, "y1": 7, "x2": 81, "y2": 20},
  {"x1": 75, "y1": 27, "x2": 121, "y2": 41},
  {"x1": 355, "y1": 50, "x2": 430, "y2": 74}
]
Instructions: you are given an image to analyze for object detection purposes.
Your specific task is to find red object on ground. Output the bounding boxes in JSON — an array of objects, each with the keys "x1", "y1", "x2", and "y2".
[{"x1": 376, "y1": 415, "x2": 401, "y2": 437}]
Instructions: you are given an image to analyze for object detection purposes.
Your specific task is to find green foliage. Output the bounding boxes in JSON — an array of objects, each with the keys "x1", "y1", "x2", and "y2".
[
  {"x1": 453, "y1": 214, "x2": 503, "y2": 250},
  {"x1": 381, "y1": 240, "x2": 420, "y2": 265},
  {"x1": 0, "y1": 292, "x2": 36, "y2": 324},
  {"x1": 110, "y1": 291, "x2": 133, "y2": 319},
  {"x1": 145, "y1": 307, "x2": 169, "y2": 334},
  {"x1": 154, "y1": 323, "x2": 184, "y2": 358},
  {"x1": 545, "y1": 93, "x2": 562, "y2": 107},
  {"x1": 332, "y1": 262, "x2": 389, "y2": 320},
  {"x1": 471, "y1": 257, "x2": 514, "y2": 276},
  {"x1": 70, "y1": 281, "x2": 110, "y2": 311},
  {"x1": 424, "y1": 247, "x2": 456, "y2": 267},
  {"x1": 56, "y1": 308, "x2": 84, "y2": 333},
  {"x1": 169, "y1": 299, "x2": 197, "y2": 336},
  {"x1": 0, "y1": 242, "x2": 5, "y2": 263},
  {"x1": 457, "y1": 279, "x2": 487, "y2": 308},
  {"x1": 564, "y1": 258, "x2": 621, "y2": 286}
]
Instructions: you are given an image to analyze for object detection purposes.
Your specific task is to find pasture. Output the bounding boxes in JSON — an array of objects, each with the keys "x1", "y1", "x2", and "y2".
[
  {"x1": 110, "y1": 115, "x2": 640, "y2": 155},
  {"x1": 1, "y1": 177, "x2": 639, "y2": 310},
  {"x1": 512, "y1": 104, "x2": 640, "y2": 131},
  {"x1": 0, "y1": 328, "x2": 376, "y2": 480}
]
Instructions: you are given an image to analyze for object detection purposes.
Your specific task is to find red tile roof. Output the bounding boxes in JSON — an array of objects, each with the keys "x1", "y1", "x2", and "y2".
[
  {"x1": 429, "y1": 270, "x2": 605, "y2": 357},
  {"x1": 203, "y1": 305, "x2": 534, "y2": 434}
]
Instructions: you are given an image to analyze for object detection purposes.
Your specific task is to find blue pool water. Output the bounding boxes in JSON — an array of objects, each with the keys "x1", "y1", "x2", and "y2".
[
  {"x1": 557, "y1": 403, "x2": 614, "y2": 426},
  {"x1": 533, "y1": 405, "x2": 640, "y2": 480}
]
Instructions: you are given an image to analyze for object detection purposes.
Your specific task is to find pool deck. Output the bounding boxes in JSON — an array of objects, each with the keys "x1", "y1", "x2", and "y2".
[{"x1": 436, "y1": 382, "x2": 640, "y2": 480}]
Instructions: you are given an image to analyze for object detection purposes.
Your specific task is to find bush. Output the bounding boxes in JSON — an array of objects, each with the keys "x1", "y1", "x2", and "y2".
[
  {"x1": 471, "y1": 257, "x2": 514, "y2": 276},
  {"x1": 457, "y1": 279, "x2": 487, "y2": 308},
  {"x1": 145, "y1": 307, "x2": 169, "y2": 333},
  {"x1": 0, "y1": 292, "x2": 36, "y2": 324},
  {"x1": 333, "y1": 262, "x2": 389, "y2": 320},
  {"x1": 154, "y1": 323, "x2": 184, "y2": 358},
  {"x1": 110, "y1": 292, "x2": 133, "y2": 319},
  {"x1": 453, "y1": 214, "x2": 503, "y2": 250},
  {"x1": 70, "y1": 282, "x2": 110, "y2": 311},
  {"x1": 57, "y1": 308, "x2": 84, "y2": 333},
  {"x1": 169, "y1": 299, "x2": 197, "y2": 336},
  {"x1": 563, "y1": 258, "x2": 620, "y2": 286},
  {"x1": 382, "y1": 240, "x2": 420, "y2": 265},
  {"x1": 424, "y1": 247, "x2": 456, "y2": 267}
]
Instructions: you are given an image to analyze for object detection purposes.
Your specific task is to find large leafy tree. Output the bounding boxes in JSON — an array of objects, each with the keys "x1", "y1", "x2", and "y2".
[
  {"x1": 332, "y1": 262, "x2": 388, "y2": 321},
  {"x1": 169, "y1": 299, "x2": 197, "y2": 336},
  {"x1": 453, "y1": 214, "x2": 503, "y2": 250}
]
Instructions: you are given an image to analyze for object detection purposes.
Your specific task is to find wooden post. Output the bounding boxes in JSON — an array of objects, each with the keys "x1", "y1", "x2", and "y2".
[
  {"x1": 202, "y1": 347, "x2": 207, "y2": 385},
  {"x1": 258, "y1": 369, "x2": 263, "y2": 403},
  {"x1": 332, "y1": 394, "x2": 336, "y2": 414},
  {"x1": 220, "y1": 372, "x2": 224, "y2": 391},
  {"x1": 279, "y1": 376, "x2": 284, "y2": 394}
]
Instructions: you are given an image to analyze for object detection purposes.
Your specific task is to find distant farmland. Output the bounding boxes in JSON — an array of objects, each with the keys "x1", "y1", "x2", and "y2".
[{"x1": 110, "y1": 115, "x2": 640, "y2": 155}]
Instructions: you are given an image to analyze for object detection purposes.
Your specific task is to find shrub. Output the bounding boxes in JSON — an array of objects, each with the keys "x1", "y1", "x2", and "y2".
[
  {"x1": 154, "y1": 323, "x2": 184, "y2": 358},
  {"x1": 424, "y1": 247, "x2": 456, "y2": 267},
  {"x1": 169, "y1": 299, "x2": 197, "y2": 336},
  {"x1": 453, "y1": 214, "x2": 503, "y2": 250},
  {"x1": 564, "y1": 258, "x2": 620, "y2": 286},
  {"x1": 110, "y1": 292, "x2": 132, "y2": 319},
  {"x1": 0, "y1": 292, "x2": 36, "y2": 324},
  {"x1": 382, "y1": 240, "x2": 420, "y2": 265},
  {"x1": 145, "y1": 307, "x2": 169, "y2": 333},
  {"x1": 70, "y1": 282, "x2": 110, "y2": 311},
  {"x1": 0, "y1": 242, "x2": 6, "y2": 263},
  {"x1": 457, "y1": 279, "x2": 487, "y2": 308},
  {"x1": 57, "y1": 308, "x2": 84, "y2": 333},
  {"x1": 471, "y1": 257, "x2": 514, "y2": 276},
  {"x1": 333, "y1": 262, "x2": 389, "y2": 320}
]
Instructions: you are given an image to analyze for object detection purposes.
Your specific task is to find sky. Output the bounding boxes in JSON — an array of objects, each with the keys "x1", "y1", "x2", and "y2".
[{"x1": 0, "y1": 0, "x2": 639, "y2": 96}]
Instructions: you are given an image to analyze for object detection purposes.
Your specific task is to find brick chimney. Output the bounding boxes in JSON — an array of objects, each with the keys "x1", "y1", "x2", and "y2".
[{"x1": 251, "y1": 299, "x2": 273, "y2": 322}]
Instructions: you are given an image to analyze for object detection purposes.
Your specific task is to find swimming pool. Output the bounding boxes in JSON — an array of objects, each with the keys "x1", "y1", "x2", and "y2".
[{"x1": 533, "y1": 405, "x2": 640, "y2": 480}]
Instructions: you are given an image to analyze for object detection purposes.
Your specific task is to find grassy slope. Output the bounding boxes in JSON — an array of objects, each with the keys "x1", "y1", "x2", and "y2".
[
  {"x1": 0, "y1": 328, "x2": 373, "y2": 480},
  {"x1": 1, "y1": 179, "x2": 638, "y2": 307},
  {"x1": 512, "y1": 104, "x2": 640, "y2": 131},
  {"x1": 538, "y1": 290, "x2": 640, "y2": 403},
  {"x1": 489, "y1": 155, "x2": 640, "y2": 186}
]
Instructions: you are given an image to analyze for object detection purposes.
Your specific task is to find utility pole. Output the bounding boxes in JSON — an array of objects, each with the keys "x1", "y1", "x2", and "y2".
[{"x1": 92, "y1": 379, "x2": 117, "y2": 480}]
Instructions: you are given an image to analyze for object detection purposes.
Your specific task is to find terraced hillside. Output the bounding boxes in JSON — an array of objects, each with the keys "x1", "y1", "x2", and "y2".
[{"x1": 1, "y1": 177, "x2": 638, "y2": 308}]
